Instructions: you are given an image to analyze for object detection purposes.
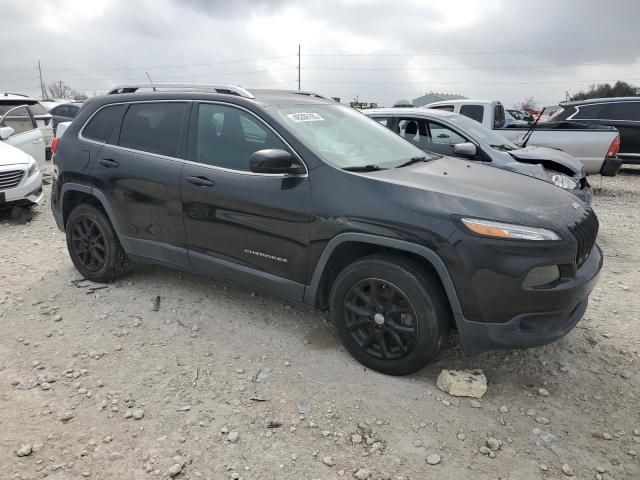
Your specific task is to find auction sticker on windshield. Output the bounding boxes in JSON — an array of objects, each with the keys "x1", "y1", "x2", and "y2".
[{"x1": 287, "y1": 112, "x2": 324, "y2": 123}]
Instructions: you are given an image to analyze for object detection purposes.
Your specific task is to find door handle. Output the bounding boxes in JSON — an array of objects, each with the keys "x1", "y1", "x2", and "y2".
[
  {"x1": 32, "y1": 138, "x2": 42, "y2": 144},
  {"x1": 186, "y1": 176, "x2": 215, "y2": 187},
  {"x1": 99, "y1": 158, "x2": 120, "y2": 168}
]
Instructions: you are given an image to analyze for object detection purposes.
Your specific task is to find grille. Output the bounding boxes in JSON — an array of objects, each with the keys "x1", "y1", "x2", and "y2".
[
  {"x1": 569, "y1": 207, "x2": 599, "y2": 268},
  {"x1": 0, "y1": 169, "x2": 25, "y2": 191}
]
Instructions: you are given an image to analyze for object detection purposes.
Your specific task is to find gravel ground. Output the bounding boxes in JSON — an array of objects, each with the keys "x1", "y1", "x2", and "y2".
[{"x1": 1, "y1": 168, "x2": 639, "y2": 480}]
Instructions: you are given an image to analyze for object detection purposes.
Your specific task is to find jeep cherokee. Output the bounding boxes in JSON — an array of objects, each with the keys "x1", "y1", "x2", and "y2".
[{"x1": 51, "y1": 84, "x2": 602, "y2": 375}]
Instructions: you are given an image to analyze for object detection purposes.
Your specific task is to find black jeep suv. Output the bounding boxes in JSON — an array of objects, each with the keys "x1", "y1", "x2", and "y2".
[{"x1": 51, "y1": 84, "x2": 602, "y2": 375}]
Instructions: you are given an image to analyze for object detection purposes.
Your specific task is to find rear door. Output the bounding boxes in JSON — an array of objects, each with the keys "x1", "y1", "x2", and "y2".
[
  {"x1": 181, "y1": 102, "x2": 311, "y2": 299},
  {"x1": 0, "y1": 105, "x2": 45, "y2": 167},
  {"x1": 89, "y1": 101, "x2": 191, "y2": 267}
]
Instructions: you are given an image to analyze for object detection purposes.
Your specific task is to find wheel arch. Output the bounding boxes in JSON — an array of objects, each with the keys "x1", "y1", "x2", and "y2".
[
  {"x1": 60, "y1": 183, "x2": 119, "y2": 233},
  {"x1": 304, "y1": 233, "x2": 463, "y2": 317}
]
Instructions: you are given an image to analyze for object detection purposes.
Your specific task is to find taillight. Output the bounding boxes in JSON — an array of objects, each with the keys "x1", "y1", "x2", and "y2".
[
  {"x1": 607, "y1": 135, "x2": 620, "y2": 157},
  {"x1": 51, "y1": 137, "x2": 59, "y2": 153}
]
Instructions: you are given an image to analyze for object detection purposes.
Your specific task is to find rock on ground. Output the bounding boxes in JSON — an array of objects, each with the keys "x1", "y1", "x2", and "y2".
[{"x1": 436, "y1": 369, "x2": 487, "y2": 398}]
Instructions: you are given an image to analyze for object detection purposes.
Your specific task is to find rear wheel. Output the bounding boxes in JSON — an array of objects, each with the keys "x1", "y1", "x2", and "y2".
[
  {"x1": 66, "y1": 204, "x2": 128, "y2": 283},
  {"x1": 329, "y1": 255, "x2": 449, "y2": 375}
]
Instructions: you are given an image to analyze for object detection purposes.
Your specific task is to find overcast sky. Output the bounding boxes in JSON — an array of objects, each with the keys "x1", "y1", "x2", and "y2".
[{"x1": 2, "y1": 0, "x2": 640, "y2": 107}]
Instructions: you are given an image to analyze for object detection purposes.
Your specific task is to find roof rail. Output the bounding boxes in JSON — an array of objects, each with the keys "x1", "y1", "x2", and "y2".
[
  {"x1": 107, "y1": 83, "x2": 255, "y2": 99},
  {"x1": 290, "y1": 90, "x2": 335, "y2": 101}
]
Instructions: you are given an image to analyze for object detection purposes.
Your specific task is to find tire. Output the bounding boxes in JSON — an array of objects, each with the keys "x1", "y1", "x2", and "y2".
[
  {"x1": 66, "y1": 204, "x2": 128, "y2": 283},
  {"x1": 329, "y1": 255, "x2": 450, "y2": 375}
]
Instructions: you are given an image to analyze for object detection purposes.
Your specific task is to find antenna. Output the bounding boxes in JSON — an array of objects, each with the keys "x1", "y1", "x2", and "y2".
[{"x1": 145, "y1": 72, "x2": 156, "y2": 92}]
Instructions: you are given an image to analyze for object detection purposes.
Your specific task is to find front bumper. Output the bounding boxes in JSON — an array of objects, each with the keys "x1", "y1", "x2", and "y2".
[
  {"x1": 0, "y1": 169, "x2": 43, "y2": 209},
  {"x1": 455, "y1": 244, "x2": 602, "y2": 355},
  {"x1": 599, "y1": 156, "x2": 622, "y2": 176},
  {"x1": 572, "y1": 186, "x2": 592, "y2": 205}
]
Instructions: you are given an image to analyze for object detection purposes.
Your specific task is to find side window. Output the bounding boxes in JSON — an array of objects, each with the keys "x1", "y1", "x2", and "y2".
[
  {"x1": 0, "y1": 106, "x2": 36, "y2": 135},
  {"x1": 55, "y1": 105, "x2": 69, "y2": 117},
  {"x1": 119, "y1": 103, "x2": 187, "y2": 157},
  {"x1": 372, "y1": 117, "x2": 388, "y2": 127},
  {"x1": 82, "y1": 104, "x2": 125, "y2": 143},
  {"x1": 194, "y1": 103, "x2": 288, "y2": 171},
  {"x1": 460, "y1": 104, "x2": 484, "y2": 123},
  {"x1": 398, "y1": 118, "x2": 429, "y2": 149},
  {"x1": 430, "y1": 105, "x2": 454, "y2": 112},
  {"x1": 573, "y1": 104, "x2": 606, "y2": 120},
  {"x1": 428, "y1": 122, "x2": 465, "y2": 145},
  {"x1": 602, "y1": 102, "x2": 640, "y2": 121}
]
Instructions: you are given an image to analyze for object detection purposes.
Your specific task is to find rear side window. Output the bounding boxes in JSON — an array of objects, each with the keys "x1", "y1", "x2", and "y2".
[
  {"x1": 602, "y1": 102, "x2": 640, "y2": 121},
  {"x1": 460, "y1": 104, "x2": 484, "y2": 123},
  {"x1": 572, "y1": 104, "x2": 606, "y2": 120},
  {"x1": 83, "y1": 104, "x2": 125, "y2": 143},
  {"x1": 430, "y1": 105, "x2": 454, "y2": 112},
  {"x1": 119, "y1": 103, "x2": 188, "y2": 157}
]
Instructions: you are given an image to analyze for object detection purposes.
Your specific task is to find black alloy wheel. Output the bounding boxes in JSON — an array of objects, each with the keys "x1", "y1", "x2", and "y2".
[
  {"x1": 66, "y1": 204, "x2": 129, "y2": 283},
  {"x1": 330, "y1": 255, "x2": 450, "y2": 375},
  {"x1": 70, "y1": 216, "x2": 107, "y2": 272},
  {"x1": 343, "y1": 279, "x2": 418, "y2": 360}
]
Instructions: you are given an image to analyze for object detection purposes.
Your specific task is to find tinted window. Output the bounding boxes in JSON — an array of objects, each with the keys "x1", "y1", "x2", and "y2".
[
  {"x1": 83, "y1": 104, "x2": 125, "y2": 143},
  {"x1": 602, "y1": 102, "x2": 640, "y2": 121},
  {"x1": 573, "y1": 104, "x2": 606, "y2": 120},
  {"x1": 460, "y1": 104, "x2": 484, "y2": 123},
  {"x1": 119, "y1": 103, "x2": 187, "y2": 157},
  {"x1": 0, "y1": 105, "x2": 36, "y2": 134},
  {"x1": 195, "y1": 103, "x2": 287, "y2": 171},
  {"x1": 28, "y1": 102, "x2": 49, "y2": 116},
  {"x1": 493, "y1": 104, "x2": 505, "y2": 128}
]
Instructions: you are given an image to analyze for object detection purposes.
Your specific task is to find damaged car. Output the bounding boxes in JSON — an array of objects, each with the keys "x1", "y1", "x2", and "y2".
[{"x1": 366, "y1": 107, "x2": 591, "y2": 203}]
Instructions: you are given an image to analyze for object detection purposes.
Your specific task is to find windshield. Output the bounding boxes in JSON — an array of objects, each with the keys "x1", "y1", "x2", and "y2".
[
  {"x1": 447, "y1": 114, "x2": 519, "y2": 151},
  {"x1": 268, "y1": 104, "x2": 434, "y2": 169},
  {"x1": 0, "y1": 101, "x2": 48, "y2": 117}
]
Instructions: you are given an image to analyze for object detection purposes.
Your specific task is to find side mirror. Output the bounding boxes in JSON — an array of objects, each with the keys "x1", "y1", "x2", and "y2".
[
  {"x1": 249, "y1": 149, "x2": 304, "y2": 175},
  {"x1": 0, "y1": 126, "x2": 15, "y2": 140},
  {"x1": 453, "y1": 142, "x2": 477, "y2": 157}
]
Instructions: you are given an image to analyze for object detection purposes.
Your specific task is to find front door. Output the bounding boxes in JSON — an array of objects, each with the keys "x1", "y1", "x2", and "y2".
[
  {"x1": 181, "y1": 102, "x2": 311, "y2": 300},
  {"x1": 1, "y1": 105, "x2": 45, "y2": 167}
]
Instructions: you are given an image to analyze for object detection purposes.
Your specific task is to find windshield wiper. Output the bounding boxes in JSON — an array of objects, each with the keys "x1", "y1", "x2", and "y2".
[
  {"x1": 395, "y1": 156, "x2": 427, "y2": 168},
  {"x1": 342, "y1": 164, "x2": 386, "y2": 172}
]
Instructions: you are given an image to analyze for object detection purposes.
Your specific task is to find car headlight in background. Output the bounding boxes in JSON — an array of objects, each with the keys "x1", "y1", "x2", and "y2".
[
  {"x1": 549, "y1": 172, "x2": 579, "y2": 190},
  {"x1": 28, "y1": 162, "x2": 39, "y2": 177},
  {"x1": 461, "y1": 218, "x2": 561, "y2": 241}
]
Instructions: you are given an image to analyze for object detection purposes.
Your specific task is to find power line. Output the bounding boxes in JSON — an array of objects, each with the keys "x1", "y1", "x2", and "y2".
[
  {"x1": 304, "y1": 78, "x2": 640, "y2": 86},
  {"x1": 305, "y1": 42, "x2": 640, "y2": 57},
  {"x1": 39, "y1": 55, "x2": 297, "y2": 72},
  {"x1": 301, "y1": 61, "x2": 640, "y2": 72}
]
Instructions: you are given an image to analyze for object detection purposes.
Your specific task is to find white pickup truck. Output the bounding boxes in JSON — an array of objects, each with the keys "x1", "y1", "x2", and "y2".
[{"x1": 425, "y1": 99, "x2": 622, "y2": 176}]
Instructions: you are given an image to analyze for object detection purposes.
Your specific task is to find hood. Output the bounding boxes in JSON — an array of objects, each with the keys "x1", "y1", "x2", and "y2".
[
  {"x1": 368, "y1": 156, "x2": 583, "y2": 226},
  {"x1": 508, "y1": 146, "x2": 585, "y2": 177},
  {"x1": 0, "y1": 140, "x2": 33, "y2": 166}
]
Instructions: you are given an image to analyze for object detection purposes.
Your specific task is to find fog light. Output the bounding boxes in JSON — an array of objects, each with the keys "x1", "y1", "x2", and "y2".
[{"x1": 523, "y1": 265, "x2": 560, "y2": 287}]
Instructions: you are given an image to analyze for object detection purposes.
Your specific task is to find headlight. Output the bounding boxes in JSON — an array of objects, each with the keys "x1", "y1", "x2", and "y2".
[
  {"x1": 549, "y1": 172, "x2": 579, "y2": 190},
  {"x1": 461, "y1": 218, "x2": 561, "y2": 241},
  {"x1": 28, "y1": 162, "x2": 39, "y2": 177}
]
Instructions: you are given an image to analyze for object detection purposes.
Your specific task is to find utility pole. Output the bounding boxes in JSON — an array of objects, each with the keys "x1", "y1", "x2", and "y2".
[
  {"x1": 38, "y1": 60, "x2": 46, "y2": 100},
  {"x1": 297, "y1": 44, "x2": 301, "y2": 91}
]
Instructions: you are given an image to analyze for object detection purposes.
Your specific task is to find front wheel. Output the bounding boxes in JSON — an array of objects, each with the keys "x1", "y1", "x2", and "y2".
[
  {"x1": 66, "y1": 204, "x2": 128, "y2": 283},
  {"x1": 329, "y1": 255, "x2": 450, "y2": 375}
]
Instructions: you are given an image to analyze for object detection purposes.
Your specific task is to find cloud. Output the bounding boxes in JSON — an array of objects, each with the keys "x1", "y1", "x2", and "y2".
[{"x1": 1, "y1": 0, "x2": 639, "y2": 106}]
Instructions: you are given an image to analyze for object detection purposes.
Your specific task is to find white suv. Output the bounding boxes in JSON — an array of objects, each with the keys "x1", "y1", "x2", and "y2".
[
  {"x1": 0, "y1": 139, "x2": 43, "y2": 209},
  {"x1": 1, "y1": 93, "x2": 53, "y2": 160}
]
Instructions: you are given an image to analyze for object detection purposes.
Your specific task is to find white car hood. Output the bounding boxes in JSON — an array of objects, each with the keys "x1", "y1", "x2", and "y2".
[{"x1": 0, "y1": 140, "x2": 32, "y2": 166}]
